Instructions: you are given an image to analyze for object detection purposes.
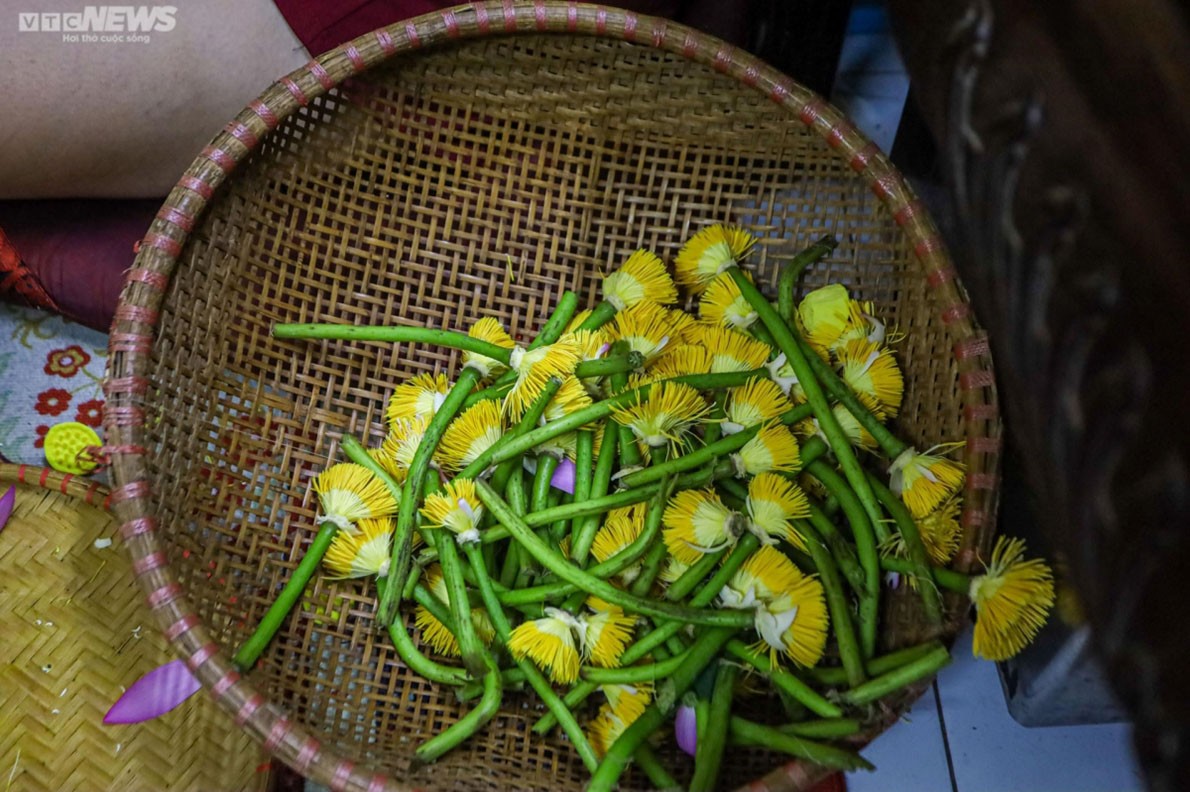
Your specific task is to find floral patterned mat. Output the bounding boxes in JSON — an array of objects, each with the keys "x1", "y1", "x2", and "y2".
[{"x1": 0, "y1": 302, "x2": 108, "y2": 466}]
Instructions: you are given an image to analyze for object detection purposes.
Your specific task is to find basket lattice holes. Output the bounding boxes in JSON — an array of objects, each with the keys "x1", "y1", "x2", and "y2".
[{"x1": 144, "y1": 34, "x2": 963, "y2": 790}]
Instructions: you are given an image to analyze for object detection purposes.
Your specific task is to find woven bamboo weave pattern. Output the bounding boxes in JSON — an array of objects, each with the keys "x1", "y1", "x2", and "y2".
[
  {"x1": 0, "y1": 465, "x2": 267, "y2": 791},
  {"x1": 104, "y1": 5, "x2": 1001, "y2": 791}
]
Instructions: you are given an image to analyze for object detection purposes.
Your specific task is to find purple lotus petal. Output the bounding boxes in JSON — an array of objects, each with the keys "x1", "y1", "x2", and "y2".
[
  {"x1": 551, "y1": 458, "x2": 576, "y2": 494},
  {"x1": 104, "y1": 659, "x2": 201, "y2": 724},
  {"x1": 0, "y1": 485, "x2": 14, "y2": 535},
  {"x1": 675, "y1": 703, "x2": 697, "y2": 757},
  {"x1": 885, "y1": 571, "x2": 901, "y2": 590}
]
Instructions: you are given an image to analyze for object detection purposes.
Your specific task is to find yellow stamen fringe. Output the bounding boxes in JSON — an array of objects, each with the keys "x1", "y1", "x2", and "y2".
[
  {"x1": 915, "y1": 497, "x2": 961, "y2": 565},
  {"x1": 746, "y1": 472, "x2": 810, "y2": 550},
  {"x1": 591, "y1": 505, "x2": 647, "y2": 584},
  {"x1": 665, "y1": 307, "x2": 700, "y2": 345},
  {"x1": 969, "y1": 537, "x2": 1055, "y2": 661},
  {"x1": 603, "y1": 683, "x2": 653, "y2": 725},
  {"x1": 697, "y1": 325, "x2": 772, "y2": 373},
  {"x1": 508, "y1": 608, "x2": 584, "y2": 684},
  {"x1": 793, "y1": 405, "x2": 877, "y2": 452},
  {"x1": 602, "y1": 249, "x2": 677, "y2": 311},
  {"x1": 462, "y1": 317, "x2": 516, "y2": 379},
  {"x1": 836, "y1": 339, "x2": 903, "y2": 420},
  {"x1": 644, "y1": 344, "x2": 713, "y2": 382},
  {"x1": 610, "y1": 381, "x2": 710, "y2": 455},
  {"x1": 436, "y1": 399, "x2": 504, "y2": 474},
  {"x1": 323, "y1": 516, "x2": 394, "y2": 578},
  {"x1": 543, "y1": 376, "x2": 594, "y2": 422},
  {"x1": 367, "y1": 447, "x2": 406, "y2": 486},
  {"x1": 662, "y1": 489, "x2": 740, "y2": 565},
  {"x1": 313, "y1": 462, "x2": 398, "y2": 534},
  {"x1": 605, "y1": 302, "x2": 679, "y2": 362},
  {"x1": 566, "y1": 309, "x2": 592, "y2": 334},
  {"x1": 834, "y1": 299, "x2": 885, "y2": 351},
  {"x1": 382, "y1": 415, "x2": 431, "y2": 474},
  {"x1": 699, "y1": 270, "x2": 758, "y2": 329},
  {"x1": 733, "y1": 422, "x2": 802, "y2": 476},
  {"x1": 588, "y1": 684, "x2": 652, "y2": 757},
  {"x1": 567, "y1": 329, "x2": 608, "y2": 363},
  {"x1": 724, "y1": 378, "x2": 791, "y2": 430},
  {"x1": 505, "y1": 336, "x2": 581, "y2": 419},
  {"x1": 889, "y1": 445, "x2": 967, "y2": 519},
  {"x1": 386, "y1": 372, "x2": 451, "y2": 425},
  {"x1": 660, "y1": 554, "x2": 691, "y2": 584},
  {"x1": 583, "y1": 598, "x2": 635, "y2": 668},
  {"x1": 674, "y1": 224, "x2": 758, "y2": 293},
  {"x1": 414, "y1": 565, "x2": 497, "y2": 657},
  {"x1": 420, "y1": 479, "x2": 484, "y2": 543}
]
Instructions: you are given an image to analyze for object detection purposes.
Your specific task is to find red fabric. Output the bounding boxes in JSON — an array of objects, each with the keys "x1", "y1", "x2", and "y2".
[
  {"x1": 0, "y1": 226, "x2": 58, "y2": 313},
  {"x1": 274, "y1": 0, "x2": 747, "y2": 56}
]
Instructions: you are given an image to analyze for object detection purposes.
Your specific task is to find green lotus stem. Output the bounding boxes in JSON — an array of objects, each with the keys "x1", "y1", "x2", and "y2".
[
  {"x1": 570, "y1": 430, "x2": 595, "y2": 539},
  {"x1": 410, "y1": 583, "x2": 456, "y2": 630},
  {"x1": 868, "y1": 474, "x2": 943, "y2": 627},
  {"x1": 619, "y1": 425, "x2": 760, "y2": 489},
  {"x1": 728, "y1": 717, "x2": 873, "y2": 772},
  {"x1": 794, "y1": 520, "x2": 866, "y2": 687},
  {"x1": 881, "y1": 557, "x2": 969, "y2": 593},
  {"x1": 729, "y1": 268, "x2": 887, "y2": 549},
  {"x1": 588, "y1": 627, "x2": 737, "y2": 792},
  {"x1": 690, "y1": 661, "x2": 736, "y2": 792},
  {"x1": 414, "y1": 651, "x2": 503, "y2": 763},
  {"x1": 777, "y1": 718, "x2": 863, "y2": 740},
  {"x1": 461, "y1": 385, "x2": 508, "y2": 410},
  {"x1": 533, "y1": 679, "x2": 597, "y2": 735},
  {"x1": 634, "y1": 744, "x2": 680, "y2": 791},
  {"x1": 581, "y1": 648, "x2": 691, "y2": 685},
  {"x1": 530, "y1": 454, "x2": 559, "y2": 514},
  {"x1": 723, "y1": 640, "x2": 843, "y2": 719},
  {"x1": 663, "y1": 548, "x2": 726, "y2": 602},
  {"x1": 530, "y1": 290, "x2": 579, "y2": 350},
  {"x1": 780, "y1": 402, "x2": 815, "y2": 426},
  {"x1": 841, "y1": 645, "x2": 952, "y2": 706},
  {"x1": 477, "y1": 482, "x2": 753, "y2": 628},
  {"x1": 628, "y1": 539, "x2": 669, "y2": 597},
  {"x1": 575, "y1": 352, "x2": 644, "y2": 379},
  {"x1": 570, "y1": 423, "x2": 618, "y2": 563},
  {"x1": 434, "y1": 530, "x2": 489, "y2": 677},
  {"x1": 462, "y1": 542, "x2": 599, "y2": 772},
  {"x1": 498, "y1": 467, "x2": 528, "y2": 589},
  {"x1": 703, "y1": 391, "x2": 726, "y2": 446},
  {"x1": 576, "y1": 299, "x2": 619, "y2": 332},
  {"x1": 378, "y1": 368, "x2": 482, "y2": 627},
  {"x1": 801, "y1": 502, "x2": 865, "y2": 595},
  {"x1": 499, "y1": 480, "x2": 668, "y2": 606},
  {"x1": 793, "y1": 333, "x2": 908, "y2": 459},
  {"x1": 716, "y1": 475, "x2": 749, "y2": 503},
  {"x1": 373, "y1": 578, "x2": 468, "y2": 686},
  {"x1": 232, "y1": 520, "x2": 338, "y2": 671},
  {"x1": 618, "y1": 534, "x2": 760, "y2": 667},
  {"x1": 462, "y1": 378, "x2": 563, "y2": 486},
  {"x1": 803, "y1": 640, "x2": 947, "y2": 686},
  {"x1": 777, "y1": 235, "x2": 838, "y2": 324},
  {"x1": 805, "y1": 459, "x2": 880, "y2": 659},
  {"x1": 273, "y1": 322, "x2": 514, "y2": 364}
]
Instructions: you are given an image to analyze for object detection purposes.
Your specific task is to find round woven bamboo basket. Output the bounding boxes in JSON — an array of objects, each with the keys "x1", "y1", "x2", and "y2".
[
  {"x1": 104, "y1": 3, "x2": 1002, "y2": 790},
  {"x1": 0, "y1": 465, "x2": 268, "y2": 791}
]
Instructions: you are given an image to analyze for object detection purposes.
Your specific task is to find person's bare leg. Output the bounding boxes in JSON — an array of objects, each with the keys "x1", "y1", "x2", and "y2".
[{"x1": 0, "y1": 1, "x2": 309, "y2": 198}]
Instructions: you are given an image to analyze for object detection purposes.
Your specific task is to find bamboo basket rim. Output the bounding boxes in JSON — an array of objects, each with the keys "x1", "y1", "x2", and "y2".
[{"x1": 103, "y1": 4, "x2": 1003, "y2": 790}]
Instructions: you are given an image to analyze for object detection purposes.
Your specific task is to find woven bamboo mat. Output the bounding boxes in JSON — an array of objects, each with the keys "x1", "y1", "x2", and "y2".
[{"x1": 0, "y1": 465, "x2": 268, "y2": 791}]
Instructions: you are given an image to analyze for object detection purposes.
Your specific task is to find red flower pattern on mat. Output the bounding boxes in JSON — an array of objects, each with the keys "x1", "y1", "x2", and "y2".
[
  {"x1": 35, "y1": 389, "x2": 71, "y2": 416},
  {"x1": 44, "y1": 345, "x2": 91, "y2": 377},
  {"x1": 75, "y1": 399, "x2": 105, "y2": 428},
  {"x1": 34, "y1": 425, "x2": 49, "y2": 449}
]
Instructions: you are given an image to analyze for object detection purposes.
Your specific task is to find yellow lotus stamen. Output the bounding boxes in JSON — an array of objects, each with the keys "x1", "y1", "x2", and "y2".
[
  {"x1": 323, "y1": 516, "x2": 394, "y2": 578},
  {"x1": 414, "y1": 565, "x2": 497, "y2": 657},
  {"x1": 602, "y1": 682, "x2": 653, "y2": 724},
  {"x1": 505, "y1": 336, "x2": 581, "y2": 419},
  {"x1": 765, "y1": 353, "x2": 807, "y2": 404},
  {"x1": 644, "y1": 344, "x2": 713, "y2": 382},
  {"x1": 660, "y1": 554, "x2": 692, "y2": 584},
  {"x1": 587, "y1": 703, "x2": 632, "y2": 758},
  {"x1": 723, "y1": 378, "x2": 792, "y2": 433},
  {"x1": 889, "y1": 445, "x2": 966, "y2": 518},
  {"x1": 382, "y1": 415, "x2": 431, "y2": 475},
  {"x1": 836, "y1": 339, "x2": 903, "y2": 419},
  {"x1": 969, "y1": 536, "x2": 1055, "y2": 661},
  {"x1": 916, "y1": 497, "x2": 961, "y2": 565},
  {"x1": 834, "y1": 299, "x2": 886, "y2": 351},
  {"x1": 797, "y1": 284, "x2": 851, "y2": 359},
  {"x1": 793, "y1": 404, "x2": 877, "y2": 452},
  {"x1": 605, "y1": 302, "x2": 679, "y2": 363},
  {"x1": 602, "y1": 249, "x2": 677, "y2": 311},
  {"x1": 435, "y1": 399, "x2": 503, "y2": 474},
  {"x1": 732, "y1": 422, "x2": 801, "y2": 477},
  {"x1": 746, "y1": 472, "x2": 810, "y2": 550},
  {"x1": 610, "y1": 381, "x2": 710, "y2": 455},
  {"x1": 662, "y1": 489, "x2": 743, "y2": 565},
  {"x1": 566, "y1": 309, "x2": 592, "y2": 333},
  {"x1": 462, "y1": 317, "x2": 516, "y2": 379},
  {"x1": 508, "y1": 607, "x2": 585, "y2": 684},
  {"x1": 718, "y1": 545, "x2": 828, "y2": 668},
  {"x1": 665, "y1": 307, "x2": 700, "y2": 344},
  {"x1": 591, "y1": 505, "x2": 647, "y2": 585},
  {"x1": 387, "y1": 372, "x2": 451, "y2": 425},
  {"x1": 699, "y1": 270, "x2": 758, "y2": 329},
  {"x1": 567, "y1": 329, "x2": 609, "y2": 363},
  {"x1": 697, "y1": 325, "x2": 772, "y2": 373},
  {"x1": 544, "y1": 376, "x2": 594, "y2": 422},
  {"x1": 313, "y1": 462, "x2": 398, "y2": 534},
  {"x1": 583, "y1": 597, "x2": 635, "y2": 668},
  {"x1": 367, "y1": 447, "x2": 406, "y2": 486},
  {"x1": 420, "y1": 479, "x2": 485, "y2": 544},
  {"x1": 674, "y1": 223, "x2": 758, "y2": 293}
]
